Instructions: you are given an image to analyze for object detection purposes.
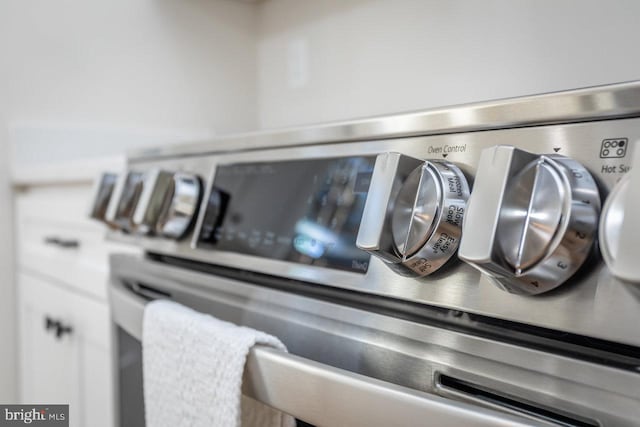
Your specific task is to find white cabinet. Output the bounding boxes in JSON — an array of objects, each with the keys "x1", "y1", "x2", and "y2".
[
  {"x1": 14, "y1": 175, "x2": 130, "y2": 427},
  {"x1": 18, "y1": 272, "x2": 114, "y2": 427},
  {"x1": 18, "y1": 272, "x2": 78, "y2": 406},
  {"x1": 15, "y1": 184, "x2": 115, "y2": 299}
]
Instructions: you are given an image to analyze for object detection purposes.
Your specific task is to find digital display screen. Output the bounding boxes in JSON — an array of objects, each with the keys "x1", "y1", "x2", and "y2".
[{"x1": 197, "y1": 156, "x2": 375, "y2": 274}]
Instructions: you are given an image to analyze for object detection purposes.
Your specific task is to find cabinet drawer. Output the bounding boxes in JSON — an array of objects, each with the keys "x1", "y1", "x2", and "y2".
[
  {"x1": 15, "y1": 183, "x2": 136, "y2": 299},
  {"x1": 15, "y1": 184, "x2": 100, "y2": 226},
  {"x1": 17, "y1": 221, "x2": 111, "y2": 299}
]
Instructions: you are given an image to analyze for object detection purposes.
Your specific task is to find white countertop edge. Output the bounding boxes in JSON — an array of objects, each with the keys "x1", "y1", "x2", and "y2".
[{"x1": 10, "y1": 155, "x2": 126, "y2": 186}]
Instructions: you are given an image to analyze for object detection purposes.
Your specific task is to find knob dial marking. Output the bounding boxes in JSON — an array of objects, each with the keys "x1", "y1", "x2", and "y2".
[{"x1": 357, "y1": 153, "x2": 470, "y2": 277}]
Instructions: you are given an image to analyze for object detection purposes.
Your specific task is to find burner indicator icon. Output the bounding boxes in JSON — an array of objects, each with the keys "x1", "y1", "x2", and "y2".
[{"x1": 600, "y1": 138, "x2": 628, "y2": 158}]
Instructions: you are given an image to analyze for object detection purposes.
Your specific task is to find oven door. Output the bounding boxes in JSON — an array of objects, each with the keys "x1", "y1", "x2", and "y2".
[{"x1": 109, "y1": 254, "x2": 635, "y2": 427}]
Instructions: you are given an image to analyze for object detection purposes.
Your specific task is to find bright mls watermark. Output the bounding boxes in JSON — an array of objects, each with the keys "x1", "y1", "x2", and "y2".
[{"x1": 1, "y1": 405, "x2": 68, "y2": 426}]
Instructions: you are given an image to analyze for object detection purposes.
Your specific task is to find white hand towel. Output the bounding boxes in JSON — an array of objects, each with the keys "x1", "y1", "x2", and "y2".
[{"x1": 143, "y1": 299, "x2": 296, "y2": 427}]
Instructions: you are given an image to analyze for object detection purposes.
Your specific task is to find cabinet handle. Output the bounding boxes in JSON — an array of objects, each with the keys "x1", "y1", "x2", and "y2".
[
  {"x1": 43, "y1": 316, "x2": 73, "y2": 339},
  {"x1": 44, "y1": 236, "x2": 60, "y2": 245},
  {"x1": 44, "y1": 315, "x2": 56, "y2": 331},
  {"x1": 44, "y1": 236, "x2": 80, "y2": 249},
  {"x1": 55, "y1": 323, "x2": 73, "y2": 339}
]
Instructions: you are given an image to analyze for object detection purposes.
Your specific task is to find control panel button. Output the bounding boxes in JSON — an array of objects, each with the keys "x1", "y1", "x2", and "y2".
[
  {"x1": 599, "y1": 145, "x2": 640, "y2": 282},
  {"x1": 356, "y1": 152, "x2": 470, "y2": 277},
  {"x1": 459, "y1": 146, "x2": 600, "y2": 295}
]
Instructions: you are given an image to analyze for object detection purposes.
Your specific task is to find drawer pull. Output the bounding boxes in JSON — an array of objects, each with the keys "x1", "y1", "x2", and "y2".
[
  {"x1": 44, "y1": 316, "x2": 74, "y2": 339},
  {"x1": 44, "y1": 236, "x2": 80, "y2": 249},
  {"x1": 44, "y1": 315, "x2": 56, "y2": 331}
]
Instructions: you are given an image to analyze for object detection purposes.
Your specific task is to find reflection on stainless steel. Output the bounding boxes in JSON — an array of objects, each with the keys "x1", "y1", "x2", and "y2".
[
  {"x1": 355, "y1": 153, "x2": 421, "y2": 263},
  {"x1": 112, "y1": 273, "x2": 550, "y2": 426},
  {"x1": 194, "y1": 156, "x2": 374, "y2": 273},
  {"x1": 110, "y1": 254, "x2": 640, "y2": 427},
  {"x1": 105, "y1": 171, "x2": 144, "y2": 233},
  {"x1": 132, "y1": 169, "x2": 174, "y2": 235},
  {"x1": 391, "y1": 164, "x2": 440, "y2": 256},
  {"x1": 156, "y1": 173, "x2": 202, "y2": 239},
  {"x1": 459, "y1": 146, "x2": 600, "y2": 295},
  {"x1": 499, "y1": 159, "x2": 564, "y2": 271},
  {"x1": 88, "y1": 172, "x2": 118, "y2": 225},
  {"x1": 127, "y1": 81, "x2": 640, "y2": 160}
]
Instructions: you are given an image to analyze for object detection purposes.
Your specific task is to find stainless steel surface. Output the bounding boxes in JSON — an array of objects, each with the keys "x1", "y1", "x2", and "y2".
[
  {"x1": 243, "y1": 347, "x2": 551, "y2": 427},
  {"x1": 105, "y1": 171, "x2": 144, "y2": 232},
  {"x1": 104, "y1": 83, "x2": 640, "y2": 427},
  {"x1": 110, "y1": 254, "x2": 640, "y2": 426},
  {"x1": 108, "y1": 116, "x2": 640, "y2": 347},
  {"x1": 355, "y1": 152, "x2": 421, "y2": 263},
  {"x1": 391, "y1": 164, "x2": 441, "y2": 256},
  {"x1": 499, "y1": 158, "x2": 565, "y2": 271},
  {"x1": 127, "y1": 81, "x2": 640, "y2": 160},
  {"x1": 358, "y1": 153, "x2": 469, "y2": 277},
  {"x1": 459, "y1": 146, "x2": 600, "y2": 295},
  {"x1": 110, "y1": 274, "x2": 548, "y2": 426},
  {"x1": 156, "y1": 172, "x2": 202, "y2": 239},
  {"x1": 88, "y1": 172, "x2": 118, "y2": 225},
  {"x1": 132, "y1": 169, "x2": 174, "y2": 235}
]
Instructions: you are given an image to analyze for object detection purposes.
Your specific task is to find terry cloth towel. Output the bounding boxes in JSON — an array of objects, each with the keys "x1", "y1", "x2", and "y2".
[{"x1": 143, "y1": 299, "x2": 296, "y2": 427}]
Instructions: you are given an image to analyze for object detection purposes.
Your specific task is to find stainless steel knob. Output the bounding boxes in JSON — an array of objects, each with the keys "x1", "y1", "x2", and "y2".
[
  {"x1": 105, "y1": 171, "x2": 145, "y2": 233},
  {"x1": 132, "y1": 169, "x2": 175, "y2": 235},
  {"x1": 599, "y1": 145, "x2": 640, "y2": 282},
  {"x1": 459, "y1": 146, "x2": 600, "y2": 295},
  {"x1": 356, "y1": 153, "x2": 470, "y2": 277},
  {"x1": 133, "y1": 169, "x2": 202, "y2": 239},
  {"x1": 157, "y1": 173, "x2": 202, "y2": 239},
  {"x1": 88, "y1": 172, "x2": 118, "y2": 227}
]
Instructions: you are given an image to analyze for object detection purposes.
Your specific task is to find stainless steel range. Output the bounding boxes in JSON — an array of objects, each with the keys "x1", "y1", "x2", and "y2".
[{"x1": 94, "y1": 81, "x2": 640, "y2": 427}]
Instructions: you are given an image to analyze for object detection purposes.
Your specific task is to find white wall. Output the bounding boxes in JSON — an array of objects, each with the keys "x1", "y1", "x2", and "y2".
[
  {"x1": 0, "y1": 0, "x2": 16, "y2": 402},
  {"x1": 0, "y1": 111, "x2": 16, "y2": 404},
  {"x1": 0, "y1": 0, "x2": 258, "y2": 401},
  {"x1": 3, "y1": 0, "x2": 258, "y2": 166},
  {"x1": 257, "y1": 0, "x2": 640, "y2": 129}
]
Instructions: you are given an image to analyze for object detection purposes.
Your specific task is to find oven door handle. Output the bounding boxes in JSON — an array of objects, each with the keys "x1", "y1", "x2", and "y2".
[{"x1": 109, "y1": 279, "x2": 552, "y2": 427}]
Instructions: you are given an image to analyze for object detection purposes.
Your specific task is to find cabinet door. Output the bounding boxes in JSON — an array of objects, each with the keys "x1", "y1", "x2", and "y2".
[
  {"x1": 18, "y1": 272, "x2": 114, "y2": 427},
  {"x1": 15, "y1": 184, "x2": 139, "y2": 300}
]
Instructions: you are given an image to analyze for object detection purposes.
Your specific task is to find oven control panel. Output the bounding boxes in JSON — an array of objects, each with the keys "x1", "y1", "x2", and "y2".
[
  {"x1": 194, "y1": 157, "x2": 375, "y2": 274},
  {"x1": 94, "y1": 139, "x2": 628, "y2": 292},
  {"x1": 93, "y1": 140, "x2": 636, "y2": 288},
  {"x1": 88, "y1": 93, "x2": 640, "y2": 349}
]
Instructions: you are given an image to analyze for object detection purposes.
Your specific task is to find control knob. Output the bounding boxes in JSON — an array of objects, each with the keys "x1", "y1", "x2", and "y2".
[
  {"x1": 356, "y1": 153, "x2": 470, "y2": 277},
  {"x1": 104, "y1": 171, "x2": 144, "y2": 233},
  {"x1": 599, "y1": 145, "x2": 640, "y2": 282},
  {"x1": 133, "y1": 169, "x2": 202, "y2": 239},
  {"x1": 458, "y1": 146, "x2": 600, "y2": 295}
]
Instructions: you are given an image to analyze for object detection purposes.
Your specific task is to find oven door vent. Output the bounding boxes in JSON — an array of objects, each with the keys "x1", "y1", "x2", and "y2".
[{"x1": 435, "y1": 374, "x2": 599, "y2": 427}]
